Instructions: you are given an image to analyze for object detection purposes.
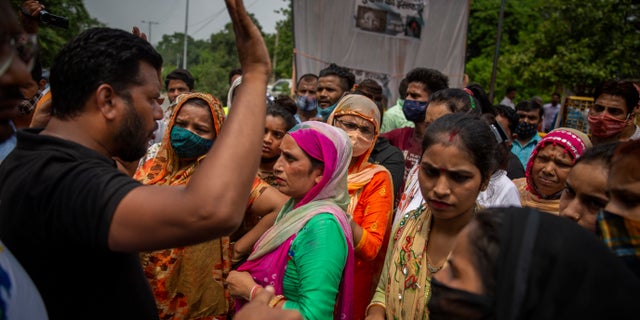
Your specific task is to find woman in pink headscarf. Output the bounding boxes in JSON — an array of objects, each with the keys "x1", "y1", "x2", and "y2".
[
  {"x1": 227, "y1": 121, "x2": 355, "y2": 319},
  {"x1": 513, "y1": 127, "x2": 591, "y2": 214}
]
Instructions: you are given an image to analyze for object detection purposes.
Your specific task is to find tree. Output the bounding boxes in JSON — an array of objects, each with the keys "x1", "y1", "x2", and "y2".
[
  {"x1": 11, "y1": 0, "x2": 103, "y2": 67},
  {"x1": 466, "y1": 0, "x2": 640, "y2": 101},
  {"x1": 270, "y1": 0, "x2": 293, "y2": 81}
]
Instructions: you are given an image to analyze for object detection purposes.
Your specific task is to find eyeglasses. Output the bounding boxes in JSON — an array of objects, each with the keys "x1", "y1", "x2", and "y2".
[
  {"x1": 0, "y1": 34, "x2": 38, "y2": 77},
  {"x1": 334, "y1": 118, "x2": 375, "y2": 137}
]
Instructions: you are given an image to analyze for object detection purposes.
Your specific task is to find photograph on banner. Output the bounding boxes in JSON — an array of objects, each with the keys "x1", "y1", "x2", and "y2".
[{"x1": 354, "y1": 0, "x2": 427, "y2": 39}]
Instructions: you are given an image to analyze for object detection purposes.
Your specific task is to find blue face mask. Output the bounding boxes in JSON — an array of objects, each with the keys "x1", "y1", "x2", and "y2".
[
  {"x1": 402, "y1": 99, "x2": 428, "y2": 122},
  {"x1": 296, "y1": 95, "x2": 319, "y2": 112},
  {"x1": 170, "y1": 126, "x2": 214, "y2": 159},
  {"x1": 317, "y1": 101, "x2": 339, "y2": 122}
]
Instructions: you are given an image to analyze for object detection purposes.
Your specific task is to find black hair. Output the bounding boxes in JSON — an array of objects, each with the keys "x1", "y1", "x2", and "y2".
[
  {"x1": 50, "y1": 28, "x2": 163, "y2": 119},
  {"x1": 494, "y1": 104, "x2": 519, "y2": 134},
  {"x1": 552, "y1": 92, "x2": 561, "y2": 99},
  {"x1": 466, "y1": 84, "x2": 496, "y2": 115},
  {"x1": 428, "y1": 88, "x2": 479, "y2": 115},
  {"x1": 405, "y1": 67, "x2": 449, "y2": 95},
  {"x1": 574, "y1": 142, "x2": 618, "y2": 168},
  {"x1": 356, "y1": 79, "x2": 383, "y2": 103},
  {"x1": 515, "y1": 100, "x2": 543, "y2": 119},
  {"x1": 506, "y1": 86, "x2": 517, "y2": 94},
  {"x1": 594, "y1": 80, "x2": 639, "y2": 115},
  {"x1": 228, "y1": 68, "x2": 242, "y2": 85},
  {"x1": 267, "y1": 96, "x2": 297, "y2": 131},
  {"x1": 297, "y1": 73, "x2": 318, "y2": 87},
  {"x1": 398, "y1": 78, "x2": 409, "y2": 98},
  {"x1": 468, "y1": 209, "x2": 503, "y2": 297},
  {"x1": 165, "y1": 69, "x2": 195, "y2": 91},
  {"x1": 422, "y1": 113, "x2": 497, "y2": 184},
  {"x1": 481, "y1": 113, "x2": 511, "y2": 171},
  {"x1": 319, "y1": 63, "x2": 356, "y2": 92}
]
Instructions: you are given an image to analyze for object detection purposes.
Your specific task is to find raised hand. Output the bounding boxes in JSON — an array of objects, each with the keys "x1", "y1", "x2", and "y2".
[
  {"x1": 131, "y1": 26, "x2": 148, "y2": 42},
  {"x1": 225, "y1": 0, "x2": 271, "y2": 78}
]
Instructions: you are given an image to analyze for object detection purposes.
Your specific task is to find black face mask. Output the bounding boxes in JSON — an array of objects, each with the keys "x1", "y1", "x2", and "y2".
[
  {"x1": 514, "y1": 121, "x2": 538, "y2": 140},
  {"x1": 428, "y1": 277, "x2": 494, "y2": 320}
]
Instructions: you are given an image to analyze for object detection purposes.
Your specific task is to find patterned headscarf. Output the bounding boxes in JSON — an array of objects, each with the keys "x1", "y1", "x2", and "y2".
[
  {"x1": 249, "y1": 121, "x2": 352, "y2": 258},
  {"x1": 135, "y1": 92, "x2": 225, "y2": 186},
  {"x1": 327, "y1": 94, "x2": 390, "y2": 215},
  {"x1": 524, "y1": 127, "x2": 592, "y2": 198}
]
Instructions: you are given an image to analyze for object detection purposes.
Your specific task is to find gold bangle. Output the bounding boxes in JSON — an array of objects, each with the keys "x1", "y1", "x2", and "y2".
[{"x1": 268, "y1": 294, "x2": 286, "y2": 308}]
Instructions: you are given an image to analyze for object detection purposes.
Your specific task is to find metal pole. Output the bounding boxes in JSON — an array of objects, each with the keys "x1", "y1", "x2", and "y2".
[
  {"x1": 488, "y1": 0, "x2": 506, "y2": 103},
  {"x1": 183, "y1": 0, "x2": 189, "y2": 69},
  {"x1": 141, "y1": 20, "x2": 159, "y2": 44},
  {"x1": 271, "y1": 30, "x2": 279, "y2": 83}
]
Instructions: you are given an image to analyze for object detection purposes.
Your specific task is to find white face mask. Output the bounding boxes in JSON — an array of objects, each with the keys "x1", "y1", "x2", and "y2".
[{"x1": 347, "y1": 130, "x2": 373, "y2": 158}]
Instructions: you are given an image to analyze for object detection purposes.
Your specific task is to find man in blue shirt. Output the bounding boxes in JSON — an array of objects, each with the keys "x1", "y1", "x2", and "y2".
[{"x1": 511, "y1": 100, "x2": 544, "y2": 167}]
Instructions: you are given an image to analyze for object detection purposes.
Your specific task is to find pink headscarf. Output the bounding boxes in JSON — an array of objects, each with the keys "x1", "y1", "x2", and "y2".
[
  {"x1": 237, "y1": 122, "x2": 354, "y2": 319},
  {"x1": 525, "y1": 128, "x2": 592, "y2": 198}
]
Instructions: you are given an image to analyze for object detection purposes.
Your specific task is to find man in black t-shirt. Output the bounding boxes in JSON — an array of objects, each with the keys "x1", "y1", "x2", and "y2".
[{"x1": 0, "y1": 0, "x2": 272, "y2": 318}]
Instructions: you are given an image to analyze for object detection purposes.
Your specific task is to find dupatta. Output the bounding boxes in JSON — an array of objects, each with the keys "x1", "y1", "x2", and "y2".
[{"x1": 237, "y1": 121, "x2": 355, "y2": 319}]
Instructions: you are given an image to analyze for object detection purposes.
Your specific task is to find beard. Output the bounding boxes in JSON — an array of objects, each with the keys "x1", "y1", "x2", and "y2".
[{"x1": 112, "y1": 98, "x2": 150, "y2": 162}]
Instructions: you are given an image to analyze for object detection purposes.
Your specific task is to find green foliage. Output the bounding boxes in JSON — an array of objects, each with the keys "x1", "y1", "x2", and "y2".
[
  {"x1": 271, "y1": 0, "x2": 293, "y2": 80},
  {"x1": 467, "y1": 0, "x2": 639, "y2": 102},
  {"x1": 155, "y1": 9, "x2": 293, "y2": 101},
  {"x1": 11, "y1": 0, "x2": 103, "y2": 67}
]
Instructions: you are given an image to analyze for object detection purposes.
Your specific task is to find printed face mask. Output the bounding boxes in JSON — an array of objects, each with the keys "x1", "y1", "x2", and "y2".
[
  {"x1": 514, "y1": 121, "x2": 538, "y2": 140},
  {"x1": 588, "y1": 113, "x2": 628, "y2": 138},
  {"x1": 296, "y1": 95, "x2": 318, "y2": 112},
  {"x1": 428, "y1": 277, "x2": 494, "y2": 320},
  {"x1": 170, "y1": 126, "x2": 214, "y2": 159},
  {"x1": 402, "y1": 99, "x2": 428, "y2": 122}
]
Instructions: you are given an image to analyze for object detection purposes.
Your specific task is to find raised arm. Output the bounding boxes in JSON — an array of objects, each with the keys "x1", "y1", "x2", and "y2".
[{"x1": 108, "y1": 0, "x2": 271, "y2": 252}]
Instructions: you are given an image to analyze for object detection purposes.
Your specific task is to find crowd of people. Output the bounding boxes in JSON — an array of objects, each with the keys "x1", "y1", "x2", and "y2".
[{"x1": 0, "y1": 0, "x2": 639, "y2": 319}]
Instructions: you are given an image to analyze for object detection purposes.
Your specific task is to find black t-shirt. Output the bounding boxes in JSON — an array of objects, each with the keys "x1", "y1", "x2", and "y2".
[{"x1": 0, "y1": 129, "x2": 158, "y2": 319}]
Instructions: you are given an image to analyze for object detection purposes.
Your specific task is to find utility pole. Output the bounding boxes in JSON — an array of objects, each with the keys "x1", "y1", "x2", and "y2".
[
  {"x1": 488, "y1": 0, "x2": 506, "y2": 103},
  {"x1": 141, "y1": 20, "x2": 159, "y2": 44},
  {"x1": 183, "y1": 0, "x2": 189, "y2": 69},
  {"x1": 271, "y1": 30, "x2": 279, "y2": 83}
]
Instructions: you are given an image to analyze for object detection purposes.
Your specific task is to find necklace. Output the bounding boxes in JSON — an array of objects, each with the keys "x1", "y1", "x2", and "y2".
[
  {"x1": 426, "y1": 259, "x2": 444, "y2": 274},
  {"x1": 425, "y1": 227, "x2": 449, "y2": 274}
]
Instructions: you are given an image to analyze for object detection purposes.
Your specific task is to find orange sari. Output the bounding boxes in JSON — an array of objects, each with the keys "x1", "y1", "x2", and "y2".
[
  {"x1": 135, "y1": 93, "x2": 269, "y2": 319},
  {"x1": 328, "y1": 95, "x2": 394, "y2": 320}
]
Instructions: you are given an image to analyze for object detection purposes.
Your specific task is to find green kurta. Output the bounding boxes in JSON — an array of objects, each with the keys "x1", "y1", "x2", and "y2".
[{"x1": 282, "y1": 213, "x2": 348, "y2": 320}]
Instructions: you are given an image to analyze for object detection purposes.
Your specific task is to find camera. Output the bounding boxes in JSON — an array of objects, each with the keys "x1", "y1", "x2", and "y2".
[{"x1": 39, "y1": 10, "x2": 69, "y2": 29}]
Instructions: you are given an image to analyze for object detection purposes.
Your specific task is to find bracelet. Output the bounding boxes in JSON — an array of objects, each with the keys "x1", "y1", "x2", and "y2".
[
  {"x1": 249, "y1": 285, "x2": 261, "y2": 301},
  {"x1": 268, "y1": 294, "x2": 286, "y2": 308}
]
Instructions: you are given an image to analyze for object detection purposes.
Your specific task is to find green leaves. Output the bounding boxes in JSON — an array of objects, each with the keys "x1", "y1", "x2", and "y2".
[{"x1": 467, "y1": 0, "x2": 640, "y2": 100}]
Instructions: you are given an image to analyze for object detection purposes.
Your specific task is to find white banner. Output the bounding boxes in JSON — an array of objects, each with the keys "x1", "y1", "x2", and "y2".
[{"x1": 293, "y1": 0, "x2": 469, "y2": 104}]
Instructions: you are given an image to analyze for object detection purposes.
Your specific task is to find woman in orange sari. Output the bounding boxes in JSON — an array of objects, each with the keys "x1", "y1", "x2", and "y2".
[
  {"x1": 328, "y1": 94, "x2": 394, "y2": 320},
  {"x1": 135, "y1": 92, "x2": 286, "y2": 319}
]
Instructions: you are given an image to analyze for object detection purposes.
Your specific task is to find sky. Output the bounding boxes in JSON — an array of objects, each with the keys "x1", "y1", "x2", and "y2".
[{"x1": 83, "y1": 0, "x2": 288, "y2": 45}]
